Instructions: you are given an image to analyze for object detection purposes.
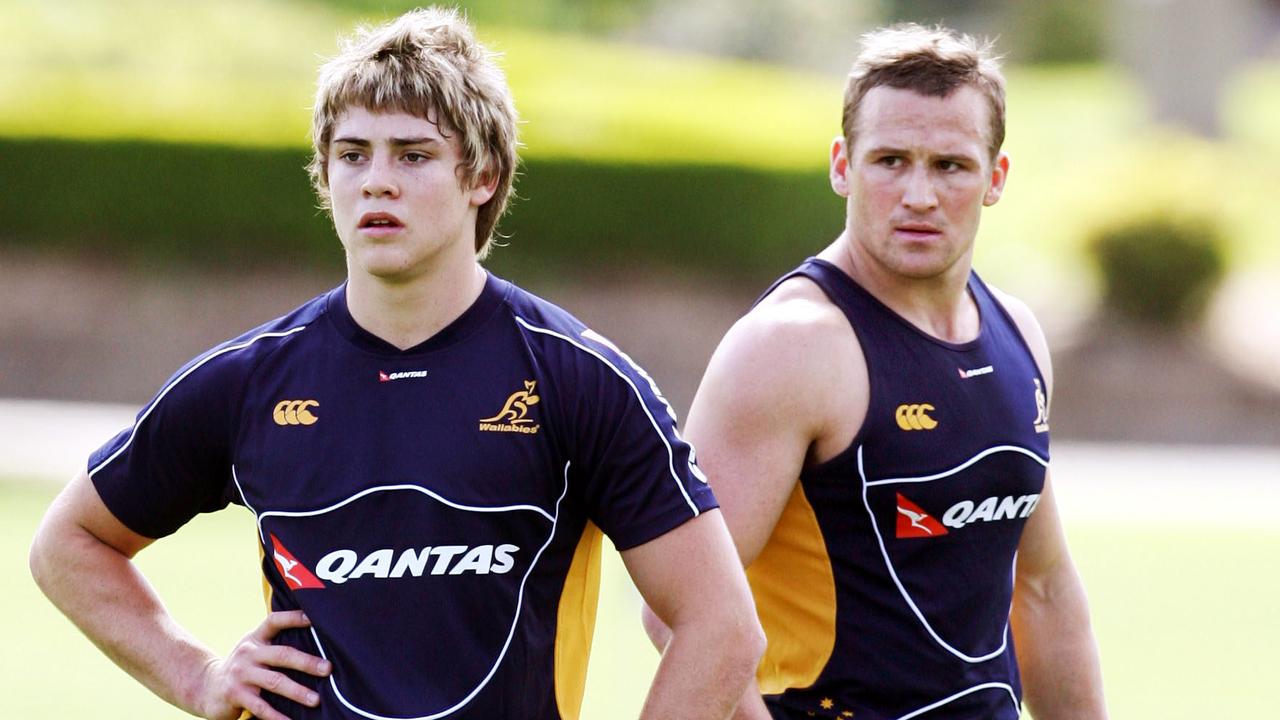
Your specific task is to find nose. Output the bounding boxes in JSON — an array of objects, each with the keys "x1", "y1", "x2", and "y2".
[
  {"x1": 901, "y1": 166, "x2": 938, "y2": 212},
  {"x1": 361, "y1": 155, "x2": 399, "y2": 199}
]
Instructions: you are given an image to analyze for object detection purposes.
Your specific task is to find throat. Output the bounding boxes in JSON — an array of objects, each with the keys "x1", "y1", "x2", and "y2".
[{"x1": 345, "y1": 263, "x2": 486, "y2": 350}]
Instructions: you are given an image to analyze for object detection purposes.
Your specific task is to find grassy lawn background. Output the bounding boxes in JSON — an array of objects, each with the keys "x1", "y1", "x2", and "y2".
[{"x1": 5, "y1": 476, "x2": 1276, "y2": 719}]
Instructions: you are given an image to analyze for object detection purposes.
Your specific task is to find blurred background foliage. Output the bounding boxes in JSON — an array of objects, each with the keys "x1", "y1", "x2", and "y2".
[{"x1": 2, "y1": 0, "x2": 1279, "y2": 315}]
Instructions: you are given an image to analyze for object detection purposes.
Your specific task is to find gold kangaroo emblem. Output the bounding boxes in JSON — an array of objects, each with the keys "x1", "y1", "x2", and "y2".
[{"x1": 481, "y1": 381, "x2": 540, "y2": 424}]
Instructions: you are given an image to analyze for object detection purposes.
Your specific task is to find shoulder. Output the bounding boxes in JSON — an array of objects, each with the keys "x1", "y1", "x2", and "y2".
[
  {"x1": 702, "y1": 275, "x2": 865, "y2": 435},
  {"x1": 728, "y1": 275, "x2": 861, "y2": 380},
  {"x1": 986, "y1": 284, "x2": 1053, "y2": 394},
  {"x1": 149, "y1": 290, "x2": 332, "y2": 407},
  {"x1": 497, "y1": 279, "x2": 674, "y2": 412}
]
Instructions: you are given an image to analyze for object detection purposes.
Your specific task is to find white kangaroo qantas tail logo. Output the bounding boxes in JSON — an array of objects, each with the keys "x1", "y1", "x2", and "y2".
[
  {"x1": 895, "y1": 494, "x2": 949, "y2": 538},
  {"x1": 269, "y1": 534, "x2": 325, "y2": 590}
]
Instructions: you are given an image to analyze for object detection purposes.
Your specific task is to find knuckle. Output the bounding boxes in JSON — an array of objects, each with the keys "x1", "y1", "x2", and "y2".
[{"x1": 264, "y1": 671, "x2": 285, "y2": 692}]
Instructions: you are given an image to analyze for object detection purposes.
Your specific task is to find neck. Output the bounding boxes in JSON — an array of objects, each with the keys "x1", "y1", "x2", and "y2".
[
  {"x1": 820, "y1": 231, "x2": 980, "y2": 344},
  {"x1": 344, "y1": 259, "x2": 487, "y2": 351}
]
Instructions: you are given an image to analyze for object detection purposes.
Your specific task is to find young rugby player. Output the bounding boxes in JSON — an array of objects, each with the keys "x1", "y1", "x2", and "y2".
[{"x1": 31, "y1": 8, "x2": 763, "y2": 719}]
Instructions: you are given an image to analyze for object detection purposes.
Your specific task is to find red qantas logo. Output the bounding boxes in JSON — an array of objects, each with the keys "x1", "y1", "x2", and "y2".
[
  {"x1": 269, "y1": 534, "x2": 325, "y2": 590},
  {"x1": 895, "y1": 494, "x2": 949, "y2": 539}
]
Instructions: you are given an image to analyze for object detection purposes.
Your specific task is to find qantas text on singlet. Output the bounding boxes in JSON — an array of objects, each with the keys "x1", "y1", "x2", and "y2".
[{"x1": 941, "y1": 493, "x2": 1040, "y2": 529}]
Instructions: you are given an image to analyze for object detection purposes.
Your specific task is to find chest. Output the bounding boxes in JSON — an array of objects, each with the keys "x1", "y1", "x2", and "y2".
[{"x1": 229, "y1": 340, "x2": 566, "y2": 517}]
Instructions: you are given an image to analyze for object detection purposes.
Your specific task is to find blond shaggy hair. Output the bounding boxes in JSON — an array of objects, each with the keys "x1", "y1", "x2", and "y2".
[
  {"x1": 843, "y1": 24, "x2": 1006, "y2": 160},
  {"x1": 308, "y1": 7, "x2": 519, "y2": 257}
]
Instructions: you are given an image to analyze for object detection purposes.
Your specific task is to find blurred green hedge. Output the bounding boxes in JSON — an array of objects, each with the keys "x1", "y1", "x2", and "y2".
[{"x1": 0, "y1": 138, "x2": 838, "y2": 283}]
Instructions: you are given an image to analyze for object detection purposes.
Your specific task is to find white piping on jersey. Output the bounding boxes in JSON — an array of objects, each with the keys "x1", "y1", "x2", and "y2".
[
  {"x1": 512, "y1": 315, "x2": 700, "y2": 517},
  {"x1": 230, "y1": 466, "x2": 262, "y2": 541},
  {"x1": 312, "y1": 461, "x2": 573, "y2": 720},
  {"x1": 895, "y1": 681, "x2": 1019, "y2": 720},
  {"x1": 858, "y1": 445, "x2": 1011, "y2": 664},
  {"x1": 87, "y1": 325, "x2": 309, "y2": 478},
  {"x1": 255, "y1": 483, "x2": 555, "y2": 528},
  {"x1": 863, "y1": 444, "x2": 1048, "y2": 487}
]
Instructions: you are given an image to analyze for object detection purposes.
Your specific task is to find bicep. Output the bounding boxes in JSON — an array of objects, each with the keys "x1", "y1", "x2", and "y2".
[
  {"x1": 1015, "y1": 471, "x2": 1070, "y2": 591},
  {"x1": 38, "y1": 471, "x2": 155, "y2": 559},
  {"x1": 684, "y1": 327, "x2": 824, "y2": 566}
]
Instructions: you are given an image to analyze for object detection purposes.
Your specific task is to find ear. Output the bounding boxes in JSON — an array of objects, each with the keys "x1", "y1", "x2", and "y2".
[
  {"x1": 830, "y1": 137, "x2": 851, "y2": 198},
  {"x1": 983, "y1": 152, "x2": 1010, "y2": 207},
  {"x1": 469, "y1": 170, "x2": 499, "y2": 207}
]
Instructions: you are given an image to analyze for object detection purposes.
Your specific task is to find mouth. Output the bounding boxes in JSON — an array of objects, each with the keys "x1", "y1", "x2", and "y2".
[
  {"x1": 358, "y1": 212, "x2": 404, "y2": 235},
  {"x1": 894, "y1": 222, "x2": 942, "y2": 239}
]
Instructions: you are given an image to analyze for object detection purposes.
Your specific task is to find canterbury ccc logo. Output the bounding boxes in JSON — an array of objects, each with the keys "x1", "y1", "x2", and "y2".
[
  {"x1": 895, "y1": 403, "x2": 938, "y2": 431},
  {"x1": 273, "y1": 400, "x2": 319, "y2": 426}
]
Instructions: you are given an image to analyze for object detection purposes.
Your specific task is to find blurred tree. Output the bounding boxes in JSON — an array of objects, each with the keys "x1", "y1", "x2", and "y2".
[
  {"x1": 306, "y1": 0, "x2": 656, "y2": 33},
  {"x1": 885, "y1": 0, "x2": 1105, "y2": 64},
  {"x1": 1089, "y1": 215, "x2": 1226, "y2": 328}
]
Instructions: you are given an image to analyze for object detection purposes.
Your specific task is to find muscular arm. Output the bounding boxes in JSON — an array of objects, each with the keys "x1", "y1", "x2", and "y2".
[
  {"x1": 642, "y1": 282, "x2": 864, "y2": 719},
  {"x1": 994, "y1": 287, "x2": 1108, "y2": 718},
  {"x1": 29, "y1": 471, "x2": 330, "y2": 720},
  {"x1": 1011, "y1": 474, "x2": 1107, "y2": 719},
  {"x1": 624, "y1": 510, "x2": 765, "y2": 720}
]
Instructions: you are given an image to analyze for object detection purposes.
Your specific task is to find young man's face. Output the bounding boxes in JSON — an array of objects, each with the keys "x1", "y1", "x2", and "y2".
[
  {"x1": 327, "y1": 107, "x2": 495, "y2": 283},
  {"x1": 831, "y1": 84, "x2": 1008, "y2": 284}
]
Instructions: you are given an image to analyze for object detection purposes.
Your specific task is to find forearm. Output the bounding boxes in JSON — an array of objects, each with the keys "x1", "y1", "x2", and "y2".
[
  {"x1": 730, "y1": 678, "x2": 773, "y2": 720},
  {"x1": 30, "y1": 522, "x2": 215, "y2": 715},
  {"x1": 640, "y1": 618, "x2": 764, "y2": 720},
  {"x1": 1012, "y1": 563, "x2": 1107, "y2": 719},
  {"x1": 644, "y1": 605, "x2": 770, "y2": 719}
]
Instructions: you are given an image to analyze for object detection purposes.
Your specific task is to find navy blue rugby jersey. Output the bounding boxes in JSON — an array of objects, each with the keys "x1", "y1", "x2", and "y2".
[
  {"x1": 88, "y1": 273, "x2": 716, "y2": 720},
  {"x1": 749, "y1": 259, "x2": 1049, "y2": 720}
]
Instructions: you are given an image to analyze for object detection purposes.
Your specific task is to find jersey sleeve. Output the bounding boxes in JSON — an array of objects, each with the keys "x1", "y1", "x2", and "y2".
[
  {"x1": 87, "y1": 347, "x2": 245, "y2": 539},
  {"x1": 569, "y1": 329, "x2": 718, "y2": 551}
]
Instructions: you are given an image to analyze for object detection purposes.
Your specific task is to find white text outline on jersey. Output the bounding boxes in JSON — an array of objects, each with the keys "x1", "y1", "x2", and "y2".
[
  {"x1": 512, "y1": 316, "x2": 701, "y2": 516},
  {"x1": 244, "y1": 463, "x2": 570, "y2": 720},
  {"x1": 88, "y1": 325, "x2": 309, "y2": 478},
  {"x1": 857, "y1": 445, "x2": 1027, "y2": 664}
]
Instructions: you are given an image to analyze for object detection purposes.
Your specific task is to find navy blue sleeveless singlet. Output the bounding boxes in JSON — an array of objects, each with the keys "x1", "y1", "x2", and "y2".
[{"x1": 749, "y1": 258, "x2": 1050, "y2": 720}]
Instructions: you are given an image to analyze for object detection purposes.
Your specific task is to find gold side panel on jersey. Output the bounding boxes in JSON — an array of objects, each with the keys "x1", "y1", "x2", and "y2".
[
  {"x1": 748, "y1": 482, "x2": 837, "y2": 695},
  {"x1": 554, "y1": 521, "x2": 603, "y2": 720}
]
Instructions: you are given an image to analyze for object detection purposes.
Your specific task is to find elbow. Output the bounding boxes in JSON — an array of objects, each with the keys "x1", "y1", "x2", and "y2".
[
  {"x1": 28, "y1": 527, "x2": 55, "y2": 597},
  {"x1": 724, "y1": 607, "x2": 767, "y2": 686}
]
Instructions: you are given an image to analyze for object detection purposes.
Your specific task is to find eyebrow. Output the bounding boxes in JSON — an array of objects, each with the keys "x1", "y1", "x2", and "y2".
[
  {"x1": 864, "y1": 146, "x2": 978, "y2": 163},
  {"x1": 331, "y1": 136, "x2": 442, "y2": 147}
]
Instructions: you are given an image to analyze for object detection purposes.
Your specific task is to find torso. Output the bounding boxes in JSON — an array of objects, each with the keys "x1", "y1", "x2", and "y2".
[
  {"x1": 750, "y1": 258, "x2": 1049, "y2": 720},
  {"x1": 89, "y1": 273, "x2": 714, "y2": 719}
]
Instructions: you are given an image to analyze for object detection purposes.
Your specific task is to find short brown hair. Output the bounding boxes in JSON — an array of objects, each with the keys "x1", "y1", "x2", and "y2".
[
  {"x1": 842, "y1": 23, "x2": 1006, "y2": 160},
  {"x1": 308, "y1": 7, "x2": 519, "y2": 257}
]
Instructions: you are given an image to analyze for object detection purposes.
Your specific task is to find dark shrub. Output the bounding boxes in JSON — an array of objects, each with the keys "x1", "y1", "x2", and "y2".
[{"x1": 1090, "y1": 215, "x2": 1226, "y2": 327}]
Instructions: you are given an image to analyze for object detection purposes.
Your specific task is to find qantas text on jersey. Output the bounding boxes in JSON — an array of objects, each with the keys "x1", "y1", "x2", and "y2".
[{"x1": 315, "y1": 543, "x2": 520, "y2": 584}]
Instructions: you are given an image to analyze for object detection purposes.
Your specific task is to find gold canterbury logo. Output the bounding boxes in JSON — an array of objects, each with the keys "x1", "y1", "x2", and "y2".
[
  {"x1": 479, "y1": 381, "x2": 541, "y2": 434},
  {"x1": 895, "y1": 403, "x2": 938, "y2": 431},
  {"x1": 273, "y1": 400, "x2": 319, "y2": 426}
]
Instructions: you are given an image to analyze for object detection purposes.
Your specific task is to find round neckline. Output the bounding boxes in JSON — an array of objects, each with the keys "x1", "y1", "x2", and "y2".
[
  {"x1": 324, "y1": 273, "x2": 510, "y2": 356},
  {"x1": 806, "y1": 257, "x2": 985, "y2": 352}
]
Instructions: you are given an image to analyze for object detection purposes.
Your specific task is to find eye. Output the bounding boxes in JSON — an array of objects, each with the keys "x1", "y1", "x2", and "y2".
[
  {"x1": 877, "y1": 155, "x2": 904, "y2": 168},
  {"x1": 403, "y1": 151, "x2": 430, "y2": 163},
  {"x1": 338, "y1": 150, "x2": 364, "y2": 163},
  {"x1": 937, "y1": 159, "x2": 962, "y2": 172}
]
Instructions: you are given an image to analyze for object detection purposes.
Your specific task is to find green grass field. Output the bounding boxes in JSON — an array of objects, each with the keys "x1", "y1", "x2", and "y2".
[{"x1": 5, "y1": 476, "x2": 1276, "y2": 718}]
